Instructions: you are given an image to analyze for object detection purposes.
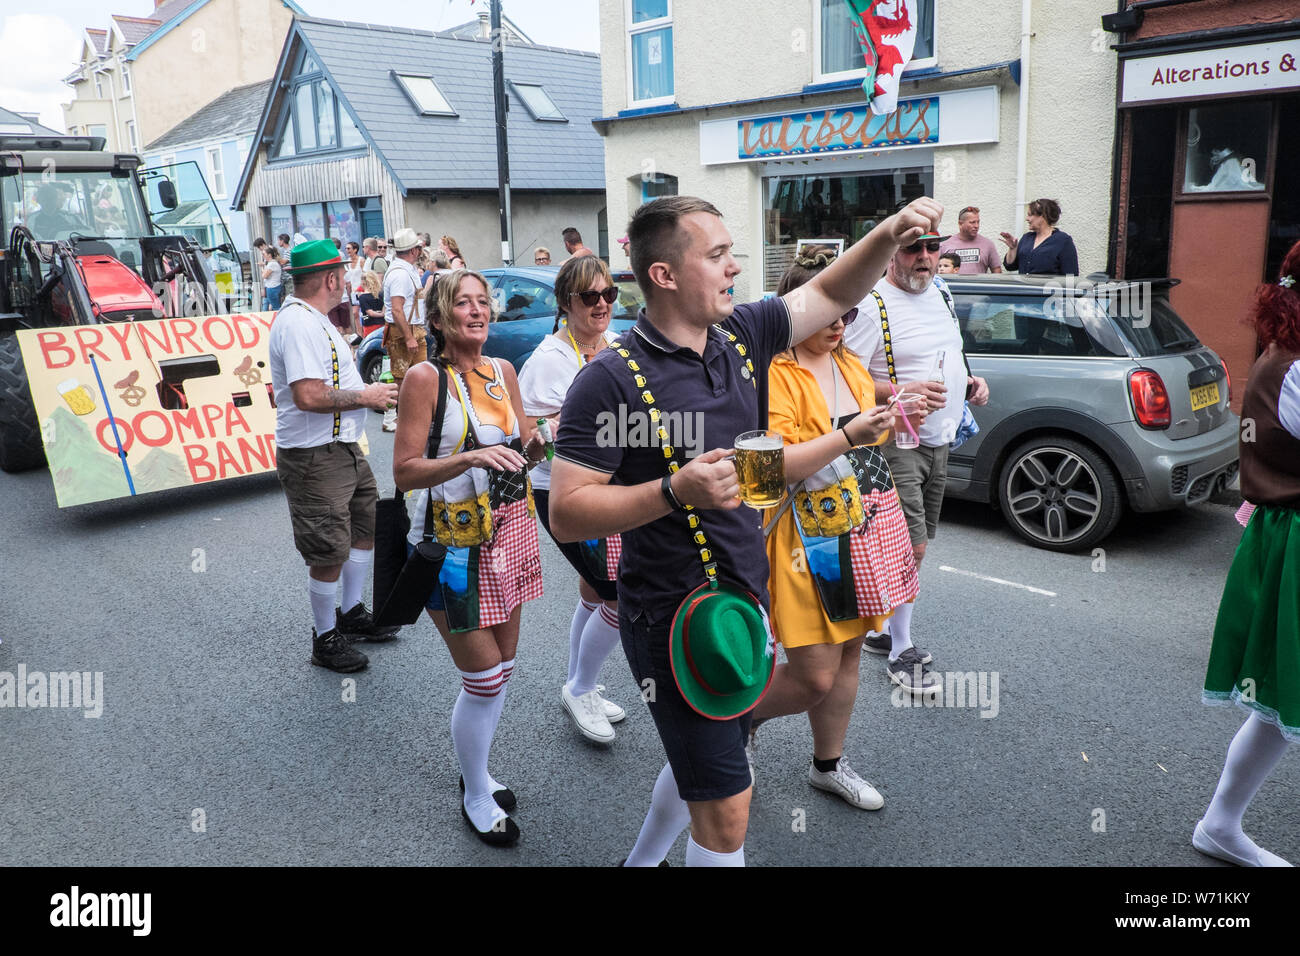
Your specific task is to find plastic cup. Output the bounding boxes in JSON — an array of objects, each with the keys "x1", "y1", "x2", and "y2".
[{"x1": 893, "y1": 393, "x2": 924, "y2": 449}]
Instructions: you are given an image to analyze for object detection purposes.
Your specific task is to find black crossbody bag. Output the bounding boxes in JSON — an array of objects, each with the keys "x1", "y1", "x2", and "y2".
[{"x1": 374, "y1": 363, "x2": 448, "y2": 626}]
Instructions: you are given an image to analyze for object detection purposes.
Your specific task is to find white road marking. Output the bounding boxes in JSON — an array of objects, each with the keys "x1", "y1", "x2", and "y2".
[{"x1": 938, "y1": 565, "x2": 1057, "y2": 597}]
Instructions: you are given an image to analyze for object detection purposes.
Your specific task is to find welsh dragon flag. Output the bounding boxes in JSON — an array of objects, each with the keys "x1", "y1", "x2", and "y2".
[{"x1": 843, "y1": 0, "x2": 919, "y2": 116}]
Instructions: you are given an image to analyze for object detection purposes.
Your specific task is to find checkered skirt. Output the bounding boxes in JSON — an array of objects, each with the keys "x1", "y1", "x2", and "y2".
[
  {"x1": 849, "y1": 487, "x2": 919, "y2": 615},
  {"x1": 477, "y1": 496, "x2": 544, "y2": 627}
]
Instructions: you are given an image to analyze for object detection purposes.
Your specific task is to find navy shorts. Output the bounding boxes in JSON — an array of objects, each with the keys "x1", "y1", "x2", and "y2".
[
  {"x1": 620, "y1": 608, "x2": 753, "y2": 803},
  {"x1": 534, "y1": 489, "x2": 619, "y2": 603}
]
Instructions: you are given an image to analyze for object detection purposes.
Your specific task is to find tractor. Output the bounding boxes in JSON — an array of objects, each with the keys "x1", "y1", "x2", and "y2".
[{"x1": 0, "y1": 133, "x2": 248, "y2": 472}]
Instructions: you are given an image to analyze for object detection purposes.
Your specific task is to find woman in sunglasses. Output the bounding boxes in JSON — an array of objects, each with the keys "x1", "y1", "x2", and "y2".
[
  {"x1": 748, "y1": 245, "x2": 920, "y2": 811},
  {"x1": 518, "y1": 256, "x2": 629, "y2": 745}
]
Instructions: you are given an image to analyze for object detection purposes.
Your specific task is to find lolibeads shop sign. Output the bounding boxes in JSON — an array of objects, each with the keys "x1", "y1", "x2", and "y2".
[{"x1": 1121, "y1": 37, "x2": 1300, "y2": 105}]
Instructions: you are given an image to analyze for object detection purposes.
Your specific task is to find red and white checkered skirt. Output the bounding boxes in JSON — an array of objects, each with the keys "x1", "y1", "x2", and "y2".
[
  {"x1": 849, "y1": 487, "x2": 919, "y2": 615},
  {"x1": 477, "y1": 497, "x2": 545, "y2": 628},
  {"x1": 603, "y1": 534, "x2": 623, "y2": 579}
]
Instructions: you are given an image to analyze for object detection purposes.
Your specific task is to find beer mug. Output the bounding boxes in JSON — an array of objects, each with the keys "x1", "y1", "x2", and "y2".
[
  {"x1": 734, "y1": 429, "x2": 784, "y2": 510},
  {"x1": 58, "y1": 378, "x2": 97, "y2": 416}
]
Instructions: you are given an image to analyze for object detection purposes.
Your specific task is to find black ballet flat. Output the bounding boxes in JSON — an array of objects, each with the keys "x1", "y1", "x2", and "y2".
[
  {"x1": 461, "y1": 805, "x2": 520, "y2": 846},
  {"x1": 459, "y1": 774, "x2": 517, "y2": 811}
]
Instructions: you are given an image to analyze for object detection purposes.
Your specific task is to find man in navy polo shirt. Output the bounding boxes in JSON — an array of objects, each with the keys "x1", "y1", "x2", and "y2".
[{"x1": 549, "y1": 194, "x2": 942, "y2": 867}]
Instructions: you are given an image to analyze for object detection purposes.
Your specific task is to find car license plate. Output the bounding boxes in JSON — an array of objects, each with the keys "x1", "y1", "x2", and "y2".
[{"x1": 1190, "y1": 382, "x2": 1220, "y2": 411}]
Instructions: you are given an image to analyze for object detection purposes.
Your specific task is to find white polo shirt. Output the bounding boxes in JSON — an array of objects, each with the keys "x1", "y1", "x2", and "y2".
[
  {"x1": 382, "y1": 257, "x2": 424, "y2": 327},
  {"x1": 268, "y1": 296, "x2": 368, "y2": 449},
  {"x1": 844, "y1": 276, "x2": 967, "y2": 448}
]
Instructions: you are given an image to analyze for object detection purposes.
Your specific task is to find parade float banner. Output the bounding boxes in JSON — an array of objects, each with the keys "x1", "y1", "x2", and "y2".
[{"x1": 17, "y1": 313, "x2": 280, "y2": 508}]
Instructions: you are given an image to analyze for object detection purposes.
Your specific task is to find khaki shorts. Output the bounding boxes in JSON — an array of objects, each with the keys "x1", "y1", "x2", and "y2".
[
  {"x1": 882, "y1": 442, "x2": 949, "y2": 546},
  {"x1": 383, "y1": 323, "x2": 427, "y2": 382},
  {"x1": 277, "y1": 442, "x2": 378, "y2": 567}
]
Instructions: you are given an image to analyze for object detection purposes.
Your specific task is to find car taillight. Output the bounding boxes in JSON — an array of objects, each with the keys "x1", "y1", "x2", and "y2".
[
  {"x1": 1221, "y1": 359, "x2": 1231, "y2": 404},
  {"x1": 1129, "y1": 369, "x2": 1171, "y2": 428}
]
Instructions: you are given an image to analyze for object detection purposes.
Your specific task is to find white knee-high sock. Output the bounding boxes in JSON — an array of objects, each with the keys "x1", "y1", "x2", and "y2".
[
  {"x1": 340, "y1": 548, "x2": 371, "y2": 615},
  {"x1": 685, "y1": 835, "x2": 745, "y2": 867},
  {"x1": 309, "y1": 575, "x2": 337, "y2": 635},
  {"x1": 624, "y1": 762, "x2": 691, "y2": 866},
  {"x1": 572, "y1": 604, "x2": 621, "y2": 697},
  {"x1": 1202, "y1": 713, "x2": 1291, "y2": 858},
  {"x1": 567, "y1": 598, "x2": 598, "y2": 684},
  {"x1": 452, "y1": 664, "x2": 508, "y2": 831},
  {"x1": 887, "y1": 601, "x2": 915, "y2": 660}
]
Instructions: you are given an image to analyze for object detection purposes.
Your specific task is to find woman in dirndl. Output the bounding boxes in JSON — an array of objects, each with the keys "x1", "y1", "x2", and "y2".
[
  {"x1": 749, "y1": 246, "x2": 919, "y2": 811},
  {"x1": 1195, "y1": 239, "x2": 1300, "y2": 867},
  {"x1": 519, "y1": 255, "x2": 628, "y2": 745},
  {"x1": 393, "y1": 269, "x2": 546, "y2": 847}
]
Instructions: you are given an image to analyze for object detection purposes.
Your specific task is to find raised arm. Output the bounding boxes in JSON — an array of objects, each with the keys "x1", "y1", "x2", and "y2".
[{"x1": 784, "y1": 197, "x2": 942, "y2": 345}]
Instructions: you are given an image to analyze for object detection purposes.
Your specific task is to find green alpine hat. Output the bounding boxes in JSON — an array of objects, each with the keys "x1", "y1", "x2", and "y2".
[
  {"x1": 286, "y1": 238, "x2": 345, "y2": 276},
  {"x1": 669, "y1": 582, "x2": 775, "y2": 720}
]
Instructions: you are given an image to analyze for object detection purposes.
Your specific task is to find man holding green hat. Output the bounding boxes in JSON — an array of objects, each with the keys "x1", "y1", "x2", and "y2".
[
  {"x1": 549, "y1": 194, "x2": 942, "y2": 866},
  {"x1": 269, "y1": 239, "x2": 401, "y2": 672}
]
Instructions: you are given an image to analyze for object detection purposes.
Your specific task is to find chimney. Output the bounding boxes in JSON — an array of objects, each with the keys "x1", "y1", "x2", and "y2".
[{"x1": 478, "y1": 10, "x2": 490, "y2": 40}]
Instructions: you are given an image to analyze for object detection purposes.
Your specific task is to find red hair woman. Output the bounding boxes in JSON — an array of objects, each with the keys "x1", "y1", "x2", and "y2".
[{"x1": 1195, "y1": 239, "x2": 1300, "y2": 867}]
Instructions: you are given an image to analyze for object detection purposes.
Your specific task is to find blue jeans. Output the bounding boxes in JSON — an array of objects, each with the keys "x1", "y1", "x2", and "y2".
[{"x1": 264, "y1": 286, "x2": 283, "y2": 311}]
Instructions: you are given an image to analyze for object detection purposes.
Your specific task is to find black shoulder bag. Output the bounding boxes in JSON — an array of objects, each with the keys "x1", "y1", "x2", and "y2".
[{"x1": 374, "y1": 363, "x2": 449, "y2": 626}]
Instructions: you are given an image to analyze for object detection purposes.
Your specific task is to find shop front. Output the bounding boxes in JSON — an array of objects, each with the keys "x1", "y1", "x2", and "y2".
[
  {"x1": 1114, "y1": 23, "x2": 1300, "y2": 399},
  {"x1": 699, "y1": 86, "x2": 999, "y2": 292}
]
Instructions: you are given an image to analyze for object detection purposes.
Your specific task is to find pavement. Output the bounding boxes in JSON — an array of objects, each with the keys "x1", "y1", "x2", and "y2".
[{"x1": 2, "y1": 424, "x2": 1295, "y2": 867}]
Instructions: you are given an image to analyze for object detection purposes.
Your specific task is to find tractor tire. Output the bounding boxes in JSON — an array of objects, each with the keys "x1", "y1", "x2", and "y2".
[{"x1": 0, "y1": 332, "x2": 47, "y2": 473}]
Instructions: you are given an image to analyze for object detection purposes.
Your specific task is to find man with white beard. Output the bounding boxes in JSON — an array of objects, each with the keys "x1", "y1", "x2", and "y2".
[{"x1": 843, "y1": 230, "x2": 989, "y2": 695}]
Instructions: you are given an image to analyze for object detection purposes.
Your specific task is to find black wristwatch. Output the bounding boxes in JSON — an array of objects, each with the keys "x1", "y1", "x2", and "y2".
[{"x1": 661, "y1": 474, "x2": 685, "y2": 511}]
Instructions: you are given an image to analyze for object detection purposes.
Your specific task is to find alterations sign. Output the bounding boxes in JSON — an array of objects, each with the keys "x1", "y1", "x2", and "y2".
[
  {"x1": 17, "y1": 313, "x2": 280, "y2": 508},
  {"x1": 1121, "y1": 38, "x2": 1300, "y2": 105}
]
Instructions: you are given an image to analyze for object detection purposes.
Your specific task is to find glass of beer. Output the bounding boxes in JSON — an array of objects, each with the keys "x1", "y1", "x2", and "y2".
[{"x1": 734, "y1": 429, "x2": 784, "y2": 509}]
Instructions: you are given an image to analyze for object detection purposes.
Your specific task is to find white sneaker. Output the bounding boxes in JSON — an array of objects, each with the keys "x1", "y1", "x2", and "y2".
[
  {"x1": 808, "y1": 758, "x2": 884, "y2": 810},
  {"x1": 561, "y1": 682, "x2": 615, "y2": 743},
  {"x1": 594, "y1": 685, "x2": 627, "y2": 723}
]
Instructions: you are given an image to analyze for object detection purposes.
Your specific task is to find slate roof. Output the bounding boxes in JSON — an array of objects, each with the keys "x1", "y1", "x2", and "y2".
[
  {"x1": 112, "y1": 15, "x2": 162, "y2": 46},
  {"x1": 262, "y1": 17, "x2": 604, "y2": 194},
  {"x1": 147, "y1": 80, "x2": 271, "y2": 151},
  {"x1": 0, "y1": 107, "x2": 62, "y2": 136},
  {"x1": 439, "y1": 14, "x2": 534, "y2": 44},
  {"x1": 86, "y1": 29, "x2": 109, "y2": 55}
]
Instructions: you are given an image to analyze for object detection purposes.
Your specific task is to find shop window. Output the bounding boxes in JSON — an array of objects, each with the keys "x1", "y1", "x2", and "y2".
[
  {"x1": 1181, "y1": 102, "x2": 1270, "y2": 194},
  {"x1": 628, "y1": 0, "x2": 673, "y2": 106},
  {"x1": 762, "y1": 167, "x2": 932, "y2": 291},
  {"x1": 641, "y1": 172, "x2": 677, "y2": 204},
  {"x1": 1125, "y1": 107, "x2": 1177, "y2": 280},
  {"x1": 817, "y1": 0, "x2": 935, "y2": 83}
]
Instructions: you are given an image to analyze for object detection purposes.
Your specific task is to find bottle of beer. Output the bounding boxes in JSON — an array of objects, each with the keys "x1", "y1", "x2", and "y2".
[
  {"x1": 379, "y1": 355, "x2": 394, "y2": 384},
  {"x1": 536, "y1": 418, "x2": 555, "y2": 461},
  {"x1": 929, "y1": 350, "x2": 946, "y2": 383}
]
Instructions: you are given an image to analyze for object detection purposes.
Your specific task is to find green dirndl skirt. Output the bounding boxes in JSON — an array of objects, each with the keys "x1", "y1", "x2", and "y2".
[{"x1": 1202, "y1": 504, "x2": 1300, "y2": 741}]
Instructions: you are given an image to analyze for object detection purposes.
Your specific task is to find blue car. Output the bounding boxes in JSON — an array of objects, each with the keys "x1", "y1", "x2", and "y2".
[{"x1": 356, "y1": 265, "x2": 643, "y2": 383}]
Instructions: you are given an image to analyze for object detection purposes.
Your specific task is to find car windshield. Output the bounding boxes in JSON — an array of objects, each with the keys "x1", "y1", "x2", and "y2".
[
  {"x1": 3, "y1": 170, "x2": 149, "y2": 241},
  {"x1": 1095, "y1": 287, "x2": 1201, "y2": 356}
]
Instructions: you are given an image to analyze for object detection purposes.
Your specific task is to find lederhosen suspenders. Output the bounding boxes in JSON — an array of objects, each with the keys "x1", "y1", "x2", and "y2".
[
  {"x1": 323, "y1": 323, "x2": 342, "y2": 441},
  {"x1": 611, "y1": 325, "x2": 755, "y2": 590},
  {"x1": 870, "y1": 280, "x2": 971, "y2": 386}
]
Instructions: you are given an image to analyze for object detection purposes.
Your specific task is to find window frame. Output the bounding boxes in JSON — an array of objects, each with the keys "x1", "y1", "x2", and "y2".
[
  {"x1": 625, "y1": 0, "x2": 674, "y2": 109},
  {"x1": 393, "y1": 72, "x2": 459, "y2": 118},
  {"x1": 508, "y1": 81, "x2": 567, "y2": 122},
  {"x1": 206, "y1": 145, "x2": 227, "y2": 200},
  {"x1": 812, "y1": 0, "x2": 937, "y2": 87},
  {"x1": 121, "y1": 62, "x2": 131, "y2": 95},
  {"x1": 94, "y1": 74, "x2": 105, "y2": 99},
  {"x1": 126, "y1": 120, "x2": 137, "y2": 152},
  {"x1": 269, "y1": 49, "x2": 367, "y2": 162}
]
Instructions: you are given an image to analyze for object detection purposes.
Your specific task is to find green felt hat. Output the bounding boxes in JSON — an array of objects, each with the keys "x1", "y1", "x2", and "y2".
[
  {"x1": 669, "y1": 582, "x2": 775, "y2": 720},
  {"x1": 286, "y1": 238, "x2": 345, "y2": 276}
]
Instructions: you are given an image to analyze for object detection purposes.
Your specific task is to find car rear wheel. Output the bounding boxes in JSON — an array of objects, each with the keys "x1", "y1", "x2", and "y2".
[{"x1": 997, "y1": 436, "x2": 1122, "y2": 552}]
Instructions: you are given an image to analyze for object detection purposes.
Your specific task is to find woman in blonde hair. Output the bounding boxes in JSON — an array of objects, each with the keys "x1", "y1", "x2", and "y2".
[
  {"x1": 440, "y1": 235, "x2": 467, "y2": 270},
  {"x1": 749, "y1": 245, "x2": 920, "y2": 811},
  {"x1": 357, "y1": 270, "x2": 385, "y2": 336},
  {"x1": 394, "y1": 268, "x2": 547, "y2": 846}
]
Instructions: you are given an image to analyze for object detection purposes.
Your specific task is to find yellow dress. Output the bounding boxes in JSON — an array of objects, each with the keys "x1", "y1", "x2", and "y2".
[{"x1": 764, "y1": 350, "x2": 896, "y2": 648}]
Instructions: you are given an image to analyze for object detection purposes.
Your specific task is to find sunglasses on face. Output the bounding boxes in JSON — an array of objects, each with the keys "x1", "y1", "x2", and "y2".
[
  {"x1": 839, "y1": 307, "x2": 859, "y2": 326},
  {"x1": 901, "y1": 239, "x2": 943, "y2": 254},
  {"x1": 569, "y1": 287, "x2": 619, "y2": 306}
]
